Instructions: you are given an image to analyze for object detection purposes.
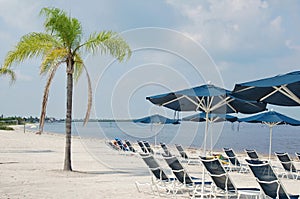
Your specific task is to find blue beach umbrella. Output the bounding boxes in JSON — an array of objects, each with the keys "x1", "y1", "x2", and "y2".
[
  {"x1": 238, "y1": 110, "x2": 300, "y2": 160},
  {"x1": 147, "y1": 84, "x2": 267, "y2": 114},
  {"x1": 183, "y1": 113, "x2": 238, "y2": 153},
  {"x1": 133, "y1": 114, "x2": 179, "y2": 124},
  {"x1": 147, "y1": 84, "x2": 266, "y2": 155},
  {"x1": 133, "y1": 114, "x2": 179, "y2": 145},
  {"x1": 233, "y1": 71, "x2": 300, "y2": 106}
]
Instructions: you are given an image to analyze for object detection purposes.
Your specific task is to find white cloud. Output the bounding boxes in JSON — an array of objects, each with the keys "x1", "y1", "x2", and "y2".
[
  {"x1": 14, "y1": 70, "x2": 33, "y2": 81},
  {"x1": 260, "y1": 1, "x2": 269, "y2": 8},
  {"x1": 165, "y1": 0, "x2": 285, "y2": 57},
  {"x1": 285, "y1": 40, "x2": 300, "y2": 51},
  {"x1": 0, "y1": 0, "x2": 42, "y2": 31},
  {"x1": 270, "y1": 16, "x2": 283, "y2": 32}
]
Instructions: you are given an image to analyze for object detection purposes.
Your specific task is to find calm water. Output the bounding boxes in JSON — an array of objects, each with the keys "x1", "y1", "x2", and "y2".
[{"x1": 30, "y1": 121, "x2": 300, "y2": 155}]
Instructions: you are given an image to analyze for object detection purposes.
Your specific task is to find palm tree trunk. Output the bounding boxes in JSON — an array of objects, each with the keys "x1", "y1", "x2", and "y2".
[{"x1": 64, "y1": 69, "x2": 73, "y2": 171}]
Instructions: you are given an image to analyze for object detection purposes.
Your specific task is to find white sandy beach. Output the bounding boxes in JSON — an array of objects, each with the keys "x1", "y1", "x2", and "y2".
[{"x1": 0, "y1": 126, "x2": 299, "y2": 198}]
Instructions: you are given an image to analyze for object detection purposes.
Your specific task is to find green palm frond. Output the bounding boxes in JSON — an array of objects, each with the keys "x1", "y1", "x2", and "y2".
[
  {"x1": 40, "y1": 7, "x2": 82, "y2": 49},
  {"x1": 3, "y1": 32, "x2": 61, "y2": 68},
  {"x1": 40, "y1": 48, "x2": 68, "y2": 75},
  {"x1": 82, "y1": 31, "x2": 131, "y2": 61},
  {"x1": 0, "y1": 67, "x2": 16, "y2": 82}
]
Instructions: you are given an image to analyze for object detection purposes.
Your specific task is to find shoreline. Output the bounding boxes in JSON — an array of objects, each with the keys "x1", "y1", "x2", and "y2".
[
  {"x1": 32, "y1": 121, "x2": 300, "y2": 157},
  {"x1": 23, "y1": 124, "x2": 281, "y2": 159}
]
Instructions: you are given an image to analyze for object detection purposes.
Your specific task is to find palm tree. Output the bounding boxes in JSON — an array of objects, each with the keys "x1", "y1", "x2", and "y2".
[{"x1": 2, "y1": 7, "x2": 131, "y2": 171}]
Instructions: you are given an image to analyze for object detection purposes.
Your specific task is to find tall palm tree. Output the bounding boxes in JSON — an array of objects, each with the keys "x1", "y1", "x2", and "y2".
[{"x1": 2, "y1": 7, "x2": 131, "y2": 171}]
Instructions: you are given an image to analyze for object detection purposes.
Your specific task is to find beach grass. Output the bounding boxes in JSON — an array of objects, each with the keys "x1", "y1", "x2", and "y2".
[{"x1": 0, "y1": 123, "x2": 14, "y2": 130}]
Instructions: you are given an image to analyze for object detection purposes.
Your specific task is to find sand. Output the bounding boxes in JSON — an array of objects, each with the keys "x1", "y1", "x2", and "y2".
[{"x1": 0, "y1": 126, "x2": 299, "y2": 198}]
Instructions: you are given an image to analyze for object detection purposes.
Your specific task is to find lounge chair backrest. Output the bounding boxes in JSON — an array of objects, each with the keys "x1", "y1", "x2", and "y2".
[
  {"x1": 160, "y1": 143, "x2": 172, "y2": 157},
  {"x1": 245, "y1": 149, "x2": 259, "y2": 160},
  {"x1": 246, "y1": 160, "x2": 291, "y2": 198},
  {"x1": 138, "y1": 141, "x2": 149, "y2": 153},
  {"x1": 115, "y1": 138, "x2": 127, "y2": 151},
  {"x1": 140, "y1": 153, "x2": 169, "y2": 181},
  {"x1": 125, "y1": 140, "x2": 136, "y2": 153},
  {"x1": 275, "y1": 152, "x2": 296, "y2": 172},
  {"x1": 200, "y1": 157, "x2": 235, "y2": 191},
  {"x1": 246, "y1": 159, "x2": 277, "y2": 181},
  {"x1": 256, "y1": 179, "x2": 289, "y2": 199},
  {"x1": 175, "y1": 144, "x2": 188, "y2": 159},
  {"x1": 223, "y1": 148, "x2": 241, "y2": 166},
  {"x1": 162, "y1": 154, "x2": 193, "y2": 185},
  {"x1": 143, "y1": 141, "x2": 154, "y2": 154}
]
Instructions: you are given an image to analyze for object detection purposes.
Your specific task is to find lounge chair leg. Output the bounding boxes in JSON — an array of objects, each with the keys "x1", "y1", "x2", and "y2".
[{"x1": 135, "y1": 182, "x2": 142, "y2": 193}]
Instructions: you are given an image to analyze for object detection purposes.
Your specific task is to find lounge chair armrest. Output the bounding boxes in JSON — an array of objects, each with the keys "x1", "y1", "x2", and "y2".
[
  {"x1": 209, "y1": 172, "x2": 227, "y2": 178},
  {"x1": 172, "y1": 169, "x2": 185, "y2": 174},
  {"x1": 256, "y1": 178, "x2": 279, "y2": 184}
]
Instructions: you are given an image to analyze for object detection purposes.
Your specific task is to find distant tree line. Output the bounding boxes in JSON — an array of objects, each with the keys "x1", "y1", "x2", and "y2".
[
  {"x1": 0, "y1": 115, "x2": 39, "y2": 124},
  {"x1": 0, "y1": 116, "x2": 37, "y2": 130}
]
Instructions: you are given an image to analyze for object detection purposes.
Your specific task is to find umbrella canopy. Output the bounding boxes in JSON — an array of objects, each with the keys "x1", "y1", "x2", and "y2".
[
  {"x1": 147, "y1": 84, "x2": 267, "y2": 114},
  {"x1": 183, "y1": 113, "x2": 238, "y2": 123},
  {"x1": 238, "y1": 111, "x2": 300, "y2": 125},
  {"x1": 133, "y1": 114, "x2": 179, "y2": 146},
  {"x1": 233, "y1": 71, "x2": 300, "y2": 106},
  {"x1": 133, "y1": 114, "x2": 179, "y2": 124},
  {"x1": 238, "y1": 110, "x2": 300, "y2": 160},
  {"x1": 146, "y1": 84, "x2": 266, "y2": 156}
]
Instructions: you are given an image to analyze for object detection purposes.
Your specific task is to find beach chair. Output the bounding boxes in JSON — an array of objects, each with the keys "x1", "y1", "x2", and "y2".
[
  {"x1": 223, "y1": 148, "x2": 248, "y2": 172},
  {"x1": 162, "y1": 154, "x2": 212, "y2": 197},
  {"x1": 175, "y1": 144, "x2": 200, "y2": 164},
  {"x1": 106, "y1": 140, "x2": 120, "y2": 151},
  {"x1": 245, "y1": 149, "x2": 260, "y2": 160},
  {"x1": 246, "y1": 159, "x2": 299, "y2": 199},
  {"x1": 275, "y1": 152, "x2": 300, "y2": 179},
  {"x1": 200, "y1": 157, "x2": 261, "y2": 199},
  {"x1": 124, "y1": 140, "x2": 136, "y2": 153},
  {"x1": 136, "y1": 153, "x2": 175, "y2": 196},
  {"x1": 115, "y1": 138, "x2": 128, "y2": 151},
  {"x1": 137, "y1": 141, "x2": 149, "y2": 154},
  {"x1": 160, "y1": 142, "x2": 172, "y2": 157},
  {"x1": 143, "y1": 141, "x2": 155, "y2": 154}
]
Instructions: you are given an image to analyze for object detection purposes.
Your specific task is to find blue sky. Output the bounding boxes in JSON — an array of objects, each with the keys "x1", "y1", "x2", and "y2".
[{"x1": 1, "y1": 0, "x2": 300, "y2": 120}]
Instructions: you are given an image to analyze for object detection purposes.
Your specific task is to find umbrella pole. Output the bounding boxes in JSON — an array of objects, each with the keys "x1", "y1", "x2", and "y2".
[
  {"x1": 151, "y1": 124, "x2": 156, "y2": 147},
  {"x1": 210, "y1": 122, "x2": 213, "y2": 155},
  {"x1": 269, "y1": 126, "x2": 273, "y2": 161},
  {"x1": 201, "y1": 112, "x2": 209, "y2": 198},
  {"x1": 203, "y1": 112, "x2": 209, "y2": 156}
]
